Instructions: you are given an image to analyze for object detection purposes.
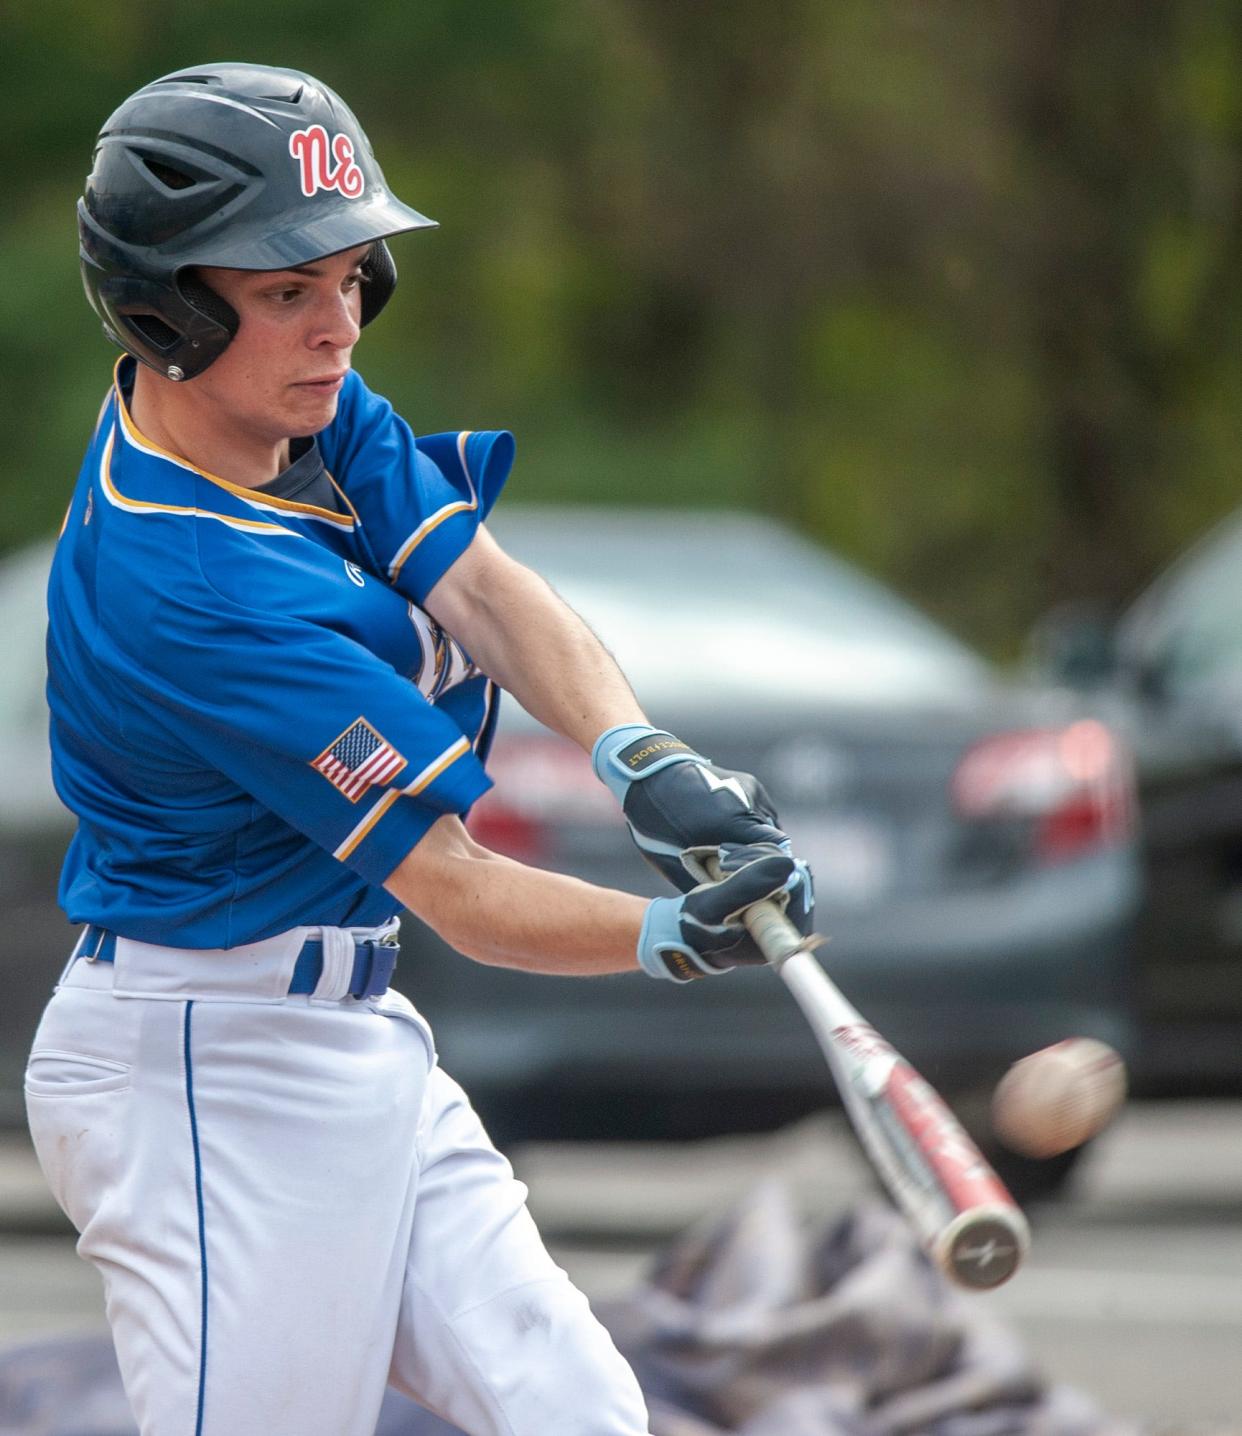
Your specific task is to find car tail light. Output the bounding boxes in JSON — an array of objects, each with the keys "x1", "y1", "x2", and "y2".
[
  {"x1": 950, "y1": 720, "x2": 1134, "y2": 865},
  {"x1": 467, "y1": 733, "x2": 622, "y2": 862}
]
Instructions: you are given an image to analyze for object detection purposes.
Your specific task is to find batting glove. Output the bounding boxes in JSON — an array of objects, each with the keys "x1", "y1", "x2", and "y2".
[
  {"x1": 593, "y1": 723, "x2": 789, "y2": 892},
  {"x1": 637, "y1": 841, "x2": 815, "y2": 982}
]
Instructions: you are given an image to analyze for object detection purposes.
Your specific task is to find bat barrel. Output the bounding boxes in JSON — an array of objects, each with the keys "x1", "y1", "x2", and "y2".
[{"x1": 707, "y1": 860, "x2": 1030, "y2": 1292}]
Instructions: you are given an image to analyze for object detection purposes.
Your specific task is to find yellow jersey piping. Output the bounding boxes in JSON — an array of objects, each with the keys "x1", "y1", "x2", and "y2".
[
  {"x1": 111, "y1": 358, "x2": 356, "y2": 530},
  {"x1": 326, "y1": 470, "x2": 362, "y2": 528},
  {"x1": 98, "y1": 425, "x2": 297, "y2": 536}
]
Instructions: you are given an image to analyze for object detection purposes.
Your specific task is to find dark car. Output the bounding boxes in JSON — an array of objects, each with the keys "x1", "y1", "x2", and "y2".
[
  {"x1": 1, "y1": 512, "x2": 1139, "y2": 1195},
  {"x1": 1032, "y1": 506, "x2": 1242, "y2": 1092}
]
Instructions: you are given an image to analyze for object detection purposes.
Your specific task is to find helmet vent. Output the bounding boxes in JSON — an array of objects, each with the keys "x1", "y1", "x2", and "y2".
[
  {"x1": 258, "y1": 83, "x2": 304, "y2": 104},
  {"x1": 137, "y1": 154, "x2": 197, "y2": 191},
  {"x1": 128, "y1": 314, "x2": 181, "y2": 351}
]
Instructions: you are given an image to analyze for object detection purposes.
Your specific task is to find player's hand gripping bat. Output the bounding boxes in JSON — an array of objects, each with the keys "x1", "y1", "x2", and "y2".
[{"x1": 707, "y1": 857, "x2": 1030, "y2": 1291}]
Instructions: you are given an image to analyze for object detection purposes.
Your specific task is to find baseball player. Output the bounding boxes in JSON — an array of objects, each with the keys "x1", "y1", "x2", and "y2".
[{"x1": 27, "y1": 63, "x2": 814, "y2": 1436}]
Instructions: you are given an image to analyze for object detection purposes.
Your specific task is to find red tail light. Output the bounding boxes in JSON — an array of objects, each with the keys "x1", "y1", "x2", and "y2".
[
  {"x1": 468, "y1": 733, "x2": 622, "y2": 862},
  {"x1": 951, "y1": 720, "x2": 1134, "y2": 864}
]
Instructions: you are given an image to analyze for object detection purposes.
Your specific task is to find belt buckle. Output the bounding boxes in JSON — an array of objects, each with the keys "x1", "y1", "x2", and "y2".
[{"x1": 351, "y1": 939, "x2": 399, "y2": 1000}]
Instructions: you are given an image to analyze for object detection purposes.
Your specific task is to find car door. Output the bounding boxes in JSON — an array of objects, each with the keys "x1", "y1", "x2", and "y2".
[{"x1": 1115, "y1": 516, "x2": 1242, "y2": 1083}]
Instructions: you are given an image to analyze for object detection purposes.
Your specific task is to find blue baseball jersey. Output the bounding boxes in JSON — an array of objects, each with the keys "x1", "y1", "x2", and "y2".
[{"x1": 47, "y1": 357, "x2": 515, "y2": 948}]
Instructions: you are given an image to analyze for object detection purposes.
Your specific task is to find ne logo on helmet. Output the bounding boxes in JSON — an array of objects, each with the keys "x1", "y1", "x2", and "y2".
[{"x1": 288, "y1": 125, "x2": 365, "y2": 199}]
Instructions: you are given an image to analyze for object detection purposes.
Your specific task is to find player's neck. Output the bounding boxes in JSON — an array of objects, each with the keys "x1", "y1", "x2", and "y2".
[{"x1": 129, "y1": 368, "x2": 291, "y2": 486}]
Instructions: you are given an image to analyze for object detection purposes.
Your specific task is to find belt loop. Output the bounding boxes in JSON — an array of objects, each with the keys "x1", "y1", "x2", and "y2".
[
  {"x1": 311, "y1": 927, "x2": 357, "y2": 1003},
  {"x1": 84, "y1": 925, "x2": 106, "y2": 963}
]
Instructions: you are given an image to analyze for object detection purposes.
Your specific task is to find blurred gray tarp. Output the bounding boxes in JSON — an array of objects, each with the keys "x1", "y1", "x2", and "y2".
[
  {"x1": 0, "y1": 1183, "x2": 1135, "y2": 1436},
  {"x1": 598, "y1": 1183, "x2": 1135, "y2": 1436}
]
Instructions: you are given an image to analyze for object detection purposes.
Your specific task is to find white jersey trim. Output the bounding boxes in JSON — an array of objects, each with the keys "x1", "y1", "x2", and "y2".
[
  {"x1": 112, "y1": 366, "x2": 357, "y2": 532},
  {"x1": 99, "y1": 426, "x2": 300, "y2": 537}
]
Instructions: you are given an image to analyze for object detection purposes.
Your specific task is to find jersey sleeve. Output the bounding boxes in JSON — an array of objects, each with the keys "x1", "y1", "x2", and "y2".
[
  {"x1": 319, "y1": 371, "x2": 515, "y2": 604},
  {"x1": 99, "y1": 570, "x2": 491, "y2": 888}
]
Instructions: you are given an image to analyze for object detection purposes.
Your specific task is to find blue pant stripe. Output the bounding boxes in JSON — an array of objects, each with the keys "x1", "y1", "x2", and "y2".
[{"x1": 183, "y1": 1001, "x2": 208, "y2": 1436}]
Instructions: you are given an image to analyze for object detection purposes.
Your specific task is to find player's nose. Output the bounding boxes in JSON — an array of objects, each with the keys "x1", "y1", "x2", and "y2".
[{"x1": 310, "y1": 286, "x2": 362, "y2": 350}]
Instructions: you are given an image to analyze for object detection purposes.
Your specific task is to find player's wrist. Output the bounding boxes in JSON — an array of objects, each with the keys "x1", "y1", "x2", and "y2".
[
  {"x1": 591, "y1": 723, "x2": 706, "y2": 804},
  {"x1": 637, "y1": 897, "x2": 708, "y2": 982}
]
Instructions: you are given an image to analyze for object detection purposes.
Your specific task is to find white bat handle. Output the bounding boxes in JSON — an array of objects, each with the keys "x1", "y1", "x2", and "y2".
[{"x1": 777, "y1": 948, "x2": 858, "y2": 1030}]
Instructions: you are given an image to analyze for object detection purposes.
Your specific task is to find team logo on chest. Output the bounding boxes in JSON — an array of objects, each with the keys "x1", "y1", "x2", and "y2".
[{"x1": 288, "y1": 125, "x2": 365, "y2": 199}]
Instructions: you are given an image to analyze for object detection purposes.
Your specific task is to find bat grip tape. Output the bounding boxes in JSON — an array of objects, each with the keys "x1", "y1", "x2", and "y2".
[{"x1": 703, "y1": 857, "x2": 808, "y2": 965}]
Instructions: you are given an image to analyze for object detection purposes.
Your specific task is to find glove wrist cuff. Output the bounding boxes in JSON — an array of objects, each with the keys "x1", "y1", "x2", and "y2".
[
  {"x1": 592, "y1": 723, "x2": 704, "y2": 803},
  {"x1": 637, "y1": 898, "x2": 702, "y2": 982}
]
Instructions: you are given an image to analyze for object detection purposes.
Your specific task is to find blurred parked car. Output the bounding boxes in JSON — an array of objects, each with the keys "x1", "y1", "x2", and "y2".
[
  {"x1": 1031, "y1": 506, "x2": 1242, "y2": 1093},
  {"x1": 0, "y1": 511, "x2": 1140, "y2": 1196}
]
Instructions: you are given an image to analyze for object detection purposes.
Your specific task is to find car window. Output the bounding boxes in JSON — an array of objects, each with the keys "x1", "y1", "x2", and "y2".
[
  {"x1": 1119, "y1": 515, "x2": 1242, "y2": 702},
  {"x1": 490, "y1": 510, "x2": 991, "y2": 708}
]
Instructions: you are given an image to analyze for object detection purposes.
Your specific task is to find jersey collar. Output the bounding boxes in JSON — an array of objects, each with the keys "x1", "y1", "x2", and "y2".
[{"x1": 110, "y1": 357, "x2": 359, "y2": 532}]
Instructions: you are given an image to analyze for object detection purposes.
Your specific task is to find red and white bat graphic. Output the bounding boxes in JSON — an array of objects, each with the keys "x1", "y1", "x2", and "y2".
[{"x1": 723, "y1": 872, "x2": 1030, "y2": 1291}]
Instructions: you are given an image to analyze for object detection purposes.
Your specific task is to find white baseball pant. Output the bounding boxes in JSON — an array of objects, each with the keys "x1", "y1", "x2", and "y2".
[{"x1": 24, "y1": 931, "x2": 652, "y2": 1436}]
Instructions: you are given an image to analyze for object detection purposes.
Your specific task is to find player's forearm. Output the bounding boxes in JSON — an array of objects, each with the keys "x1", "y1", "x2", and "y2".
[
  {"x1": 385, "y1": 817, "x2": 646, "y2": 975},
  {"x1": 424, "y1": 528, "x2": 646, "y2": 751},
  {"x1": 483, "y1": 588, "x2": 644, "y2": 752}
]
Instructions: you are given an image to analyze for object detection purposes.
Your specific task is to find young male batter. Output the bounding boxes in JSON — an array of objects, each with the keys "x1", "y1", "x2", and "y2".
[{"x1": 29, "y1": 63, "x2": 814, "y2": 1436}]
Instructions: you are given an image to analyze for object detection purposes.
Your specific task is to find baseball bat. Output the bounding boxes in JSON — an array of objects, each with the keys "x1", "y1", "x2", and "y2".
[{"x1": 709, "y1": 859, "x2": 1030, "y2": 1291}]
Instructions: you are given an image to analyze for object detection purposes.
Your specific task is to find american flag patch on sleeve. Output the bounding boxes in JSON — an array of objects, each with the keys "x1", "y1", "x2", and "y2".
[{"x1": 311, "y1": 718, "x2": 407, "y2": 802}]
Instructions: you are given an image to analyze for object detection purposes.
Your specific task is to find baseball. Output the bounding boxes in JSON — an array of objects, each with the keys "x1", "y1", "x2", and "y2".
[{"x1": 991, "y1": 1038, "x2": 1127, "y2": 1158}]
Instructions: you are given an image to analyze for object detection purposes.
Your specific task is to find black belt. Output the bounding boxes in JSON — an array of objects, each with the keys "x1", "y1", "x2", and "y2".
[{"x1": 79, "y1": 926, "x2": 399, "y2": 1000}]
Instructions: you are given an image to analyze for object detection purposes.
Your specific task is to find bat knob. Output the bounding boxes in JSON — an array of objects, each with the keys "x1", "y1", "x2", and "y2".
[{"x1": 936, "y1": 1206, "x2": 1030, "y2": 1291}]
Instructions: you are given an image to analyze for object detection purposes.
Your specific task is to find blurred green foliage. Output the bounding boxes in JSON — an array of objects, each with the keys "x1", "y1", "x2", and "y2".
[{"x1": 5, "y1": 0, "x2": 1242, "y2": 654}]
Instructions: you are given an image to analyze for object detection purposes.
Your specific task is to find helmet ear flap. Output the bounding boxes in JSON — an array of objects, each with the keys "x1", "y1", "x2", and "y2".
[
  {"x1": 360, "y1": 241, "x2": 396, "y2": 326},
  {"x1": 87, "y1": 266, "x2": 238, "y2": 381},
  {"x1": 120, "y1": 272, "x2": 237, "y2": 380},
  {"x1": 178, "y1": 273, "x2": 239, "y2": 341}
]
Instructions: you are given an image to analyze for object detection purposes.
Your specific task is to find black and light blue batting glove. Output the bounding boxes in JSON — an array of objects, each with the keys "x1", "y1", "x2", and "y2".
[
  {"x1": 637, "y1": 842, "x2": 815, "y2": 981},
  {"x1": 593, "y1": 723, "x2": 789, "y2": 893}
]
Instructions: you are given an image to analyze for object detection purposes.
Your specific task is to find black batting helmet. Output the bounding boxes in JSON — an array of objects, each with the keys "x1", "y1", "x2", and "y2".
[{"x1": 78, "y1": 62, "x2": 436, "y2": 380}]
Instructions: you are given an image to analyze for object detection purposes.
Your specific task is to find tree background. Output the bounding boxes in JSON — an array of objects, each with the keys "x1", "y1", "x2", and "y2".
[{"x1": 5, "y1": 0, "x2": 1242, "y2": 656}]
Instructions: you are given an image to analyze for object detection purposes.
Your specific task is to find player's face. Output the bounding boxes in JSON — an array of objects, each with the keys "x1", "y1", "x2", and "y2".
[{"x1": 192, "y1": 244, "x2": 370, "y2": 442}]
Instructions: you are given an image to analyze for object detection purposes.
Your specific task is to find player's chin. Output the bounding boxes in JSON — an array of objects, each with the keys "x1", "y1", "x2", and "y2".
[{"x1": 285, "y1": 384, "x2": 344, "y2": 431}]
